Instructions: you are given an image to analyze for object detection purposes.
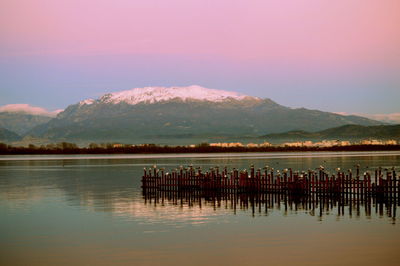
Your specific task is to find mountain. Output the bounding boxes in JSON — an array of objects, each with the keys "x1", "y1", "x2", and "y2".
[
  {"x1": 27, "y1": 86, "x2": 383, "y2": 143},
  {"x1": 95, "y1": 85, "x2": 254, "y2": 104},
  {"x1": 336, "y1": 112, "x2": 400, "y2": 124},
  {"x1": 263, "y1": 124, "x2": 400, "y2": 141},
  {"x1": 0, "y1": 112, "x2": 52, "y2": 135},
  {"x1": 0, "y1": 104, "x2": 62, "y2": 135},
  {"x1": 0, "y1": 127, "x2": 21, "y2": 142}
]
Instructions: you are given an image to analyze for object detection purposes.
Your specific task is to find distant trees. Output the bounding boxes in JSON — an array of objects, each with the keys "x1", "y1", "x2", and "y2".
[
  {"x1": 0, "y1": 142, "x2": 399, "y2": 155},
  {"x1": 89, "y1": 143, "x2": 98, "y2": 149},
  {"x1": 0, "y1": 143, "x2": 7, "y2": 150},
  {"x1": 58, "y1": 142, "x2": 78, "y2": 150}
]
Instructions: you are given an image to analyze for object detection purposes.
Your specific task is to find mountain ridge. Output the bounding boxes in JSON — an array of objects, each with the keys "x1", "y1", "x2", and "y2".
[
  {"x1": 262, "y1": 124, "x2": 400, "y2": 141},
  {"x1": 79, "y1": 85, "x2": 261, "y2": 106},
  {"x1": 25, "y1": 86, "x2": 383, "y2": 143}
]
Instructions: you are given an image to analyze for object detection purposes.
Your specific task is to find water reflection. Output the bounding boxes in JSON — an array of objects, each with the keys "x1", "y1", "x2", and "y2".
[
  {"x1": 110, "y1": 197, "x2": 228, "y2": 227},
  {"x1": 1, "y1": 152, "x2": 399, "y2": 225},
  {"x1": 0, "y1": 153, "x2": 399, "y2": 265},
  {"x1": 142, "y1": 190, "x2": 398, "y2": 224}
]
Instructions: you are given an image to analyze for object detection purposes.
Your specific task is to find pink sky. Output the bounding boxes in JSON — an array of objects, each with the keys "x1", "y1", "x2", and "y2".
[
  {"x1": 1, "y1": 0, "x2": 399, "y2": 68},
  {"x1": 0, "y1": 0, "x2": 399, "y2": 114}
]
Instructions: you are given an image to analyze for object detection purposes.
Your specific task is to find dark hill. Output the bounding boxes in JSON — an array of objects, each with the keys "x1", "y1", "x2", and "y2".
[{"x1": 263, "y1": 124, "x2": 400, "y2": 141}]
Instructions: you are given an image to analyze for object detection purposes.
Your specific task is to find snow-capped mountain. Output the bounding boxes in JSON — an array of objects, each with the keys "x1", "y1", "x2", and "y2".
[
  {"x1": 26, "y1": 85, "x2": 382, "y2": 143},
  {"x1": 0, "y1": 104, "x2": 62, "y2": 135},
  {"x1": 0, "y1": 104, "x2": 62, "y2": 117},
  {"x1": 79, "y1": 85, "x2": 259, "y2": 106}
]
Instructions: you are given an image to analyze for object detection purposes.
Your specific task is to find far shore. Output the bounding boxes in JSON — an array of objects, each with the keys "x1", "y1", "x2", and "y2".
[{"x1": 1, "y1": 143, "x2": 400, "y2": 155}]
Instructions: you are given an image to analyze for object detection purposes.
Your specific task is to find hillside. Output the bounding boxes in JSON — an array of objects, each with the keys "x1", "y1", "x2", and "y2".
[
  {"x1": 0, "y1": 127, "x2": 21, "y2": 142},
  {"x1": 263, "y1": 124, "x2": 400, "y2": 141},
  {"x1": 0, "y1": 112, "x2": 52, "y2": 135}
]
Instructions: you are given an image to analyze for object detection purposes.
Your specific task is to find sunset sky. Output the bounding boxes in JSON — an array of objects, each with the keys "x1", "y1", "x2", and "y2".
[{"x1": 0, "y1": 0, "x2": 399, "y2": 115}]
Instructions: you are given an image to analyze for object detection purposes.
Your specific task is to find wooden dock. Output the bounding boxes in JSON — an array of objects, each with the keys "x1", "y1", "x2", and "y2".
[{"x1": 142, "y1": 165, "x2": 399, "y2": 199}]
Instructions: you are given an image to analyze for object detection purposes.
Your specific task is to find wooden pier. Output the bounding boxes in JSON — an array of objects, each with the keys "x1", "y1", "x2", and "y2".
[{"x1": 142, "y1": 165, "x2": 399, "y2": 199}]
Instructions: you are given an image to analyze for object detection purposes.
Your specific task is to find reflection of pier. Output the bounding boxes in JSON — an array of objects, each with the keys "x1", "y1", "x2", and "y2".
[
  {"x1": 142, "y1": 165, "x2": 399, "y2": 200},
  {"x1": 142, "y1": 189, "x2": 398, "y2": 222}
]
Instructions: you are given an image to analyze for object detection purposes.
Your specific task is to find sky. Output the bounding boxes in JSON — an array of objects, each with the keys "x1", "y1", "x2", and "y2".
[{"x1": 0, "y1": 0, "x2": 399, "y2": 115}]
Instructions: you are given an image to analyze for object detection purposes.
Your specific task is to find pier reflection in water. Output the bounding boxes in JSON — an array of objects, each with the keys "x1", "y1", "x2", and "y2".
[{"x1": 143, "y1": 190, "x2": 398, "y2": 223}]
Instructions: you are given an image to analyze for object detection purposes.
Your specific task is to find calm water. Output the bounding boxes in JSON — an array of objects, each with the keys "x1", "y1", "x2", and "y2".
[{"x1": 1, "y1": 151, "x2": 399, "y2": 265}]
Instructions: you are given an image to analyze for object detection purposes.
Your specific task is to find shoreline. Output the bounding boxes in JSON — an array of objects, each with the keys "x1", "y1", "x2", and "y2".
[
  {"x1": 0, "y1": 145, "x2": 400, "y2": 156},
  {"x1": 1, "y1": 151, "x2": 400, "y2": 162}
]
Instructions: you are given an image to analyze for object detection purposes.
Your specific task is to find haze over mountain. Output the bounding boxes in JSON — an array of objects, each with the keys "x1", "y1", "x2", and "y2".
[
  {"x1": 347, "y1": 113, "x2": 400, "y2": 124},
  {"x1": 0, "y1": 104, "x2": 62, "y2": 117},
  {"x1": 23, "y1": 86, "x2": 383, "y2": 143},
  {"x1": 0, "y1": 104, "x2": 63, "y2": 135}
]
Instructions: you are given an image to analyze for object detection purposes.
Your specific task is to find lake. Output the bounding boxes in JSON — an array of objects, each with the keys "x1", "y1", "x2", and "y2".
[{"x1": 1, "y1": 151, "x2": 399, "y2": 265}]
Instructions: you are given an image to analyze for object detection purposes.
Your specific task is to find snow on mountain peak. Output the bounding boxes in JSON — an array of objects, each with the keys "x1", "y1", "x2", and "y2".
[
  {"x1": 95, "y1": 85, "x2": 258, "y2": 105},
  {"x1": 0, "y1": 104, "x2": 63, "y2": 117},
  {"x1": 79, "y1": 99, "x2": 95, "y2": 106}
]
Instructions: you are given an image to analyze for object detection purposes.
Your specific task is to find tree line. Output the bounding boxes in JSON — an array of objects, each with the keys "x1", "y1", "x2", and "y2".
[{"x1": 0, "y1": 142, "x2": 400, "y2": 154}]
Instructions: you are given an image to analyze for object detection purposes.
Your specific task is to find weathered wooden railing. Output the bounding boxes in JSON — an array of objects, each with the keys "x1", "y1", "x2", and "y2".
[{"x1": 142, "y1": 165, "x2": 399, "y2": 198}]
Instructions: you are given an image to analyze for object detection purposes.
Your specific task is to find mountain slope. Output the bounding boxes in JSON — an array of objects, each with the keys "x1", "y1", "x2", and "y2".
[
  {"x1": 27, "y1": 86, "x2": 383, "y2": 142},
  {"x1": 0, "y1": 127, "x2": 21, "y2": 142},
  {"x1": 0, "y1": 104, "x2": 61, "y2": 135},
  {"x1": 263, "y1": 124, "x2": 400, "y2": 140},
  {"x1": 0, "y1": 112, "x2": 52, "y2": 135}
]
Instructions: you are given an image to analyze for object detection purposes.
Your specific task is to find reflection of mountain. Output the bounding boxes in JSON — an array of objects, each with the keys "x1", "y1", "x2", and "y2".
[{"x1": 0, "y1": 184, "x2": 45, "y2": 209}]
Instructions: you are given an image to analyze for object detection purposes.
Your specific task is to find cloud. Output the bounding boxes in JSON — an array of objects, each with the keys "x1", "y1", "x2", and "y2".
[
  {"x1": 335, "y1": 112, "x2": 400, "y2": 124},
  {"x1": 0, "y1": 104, "x2": 63, "y2": 117}
]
